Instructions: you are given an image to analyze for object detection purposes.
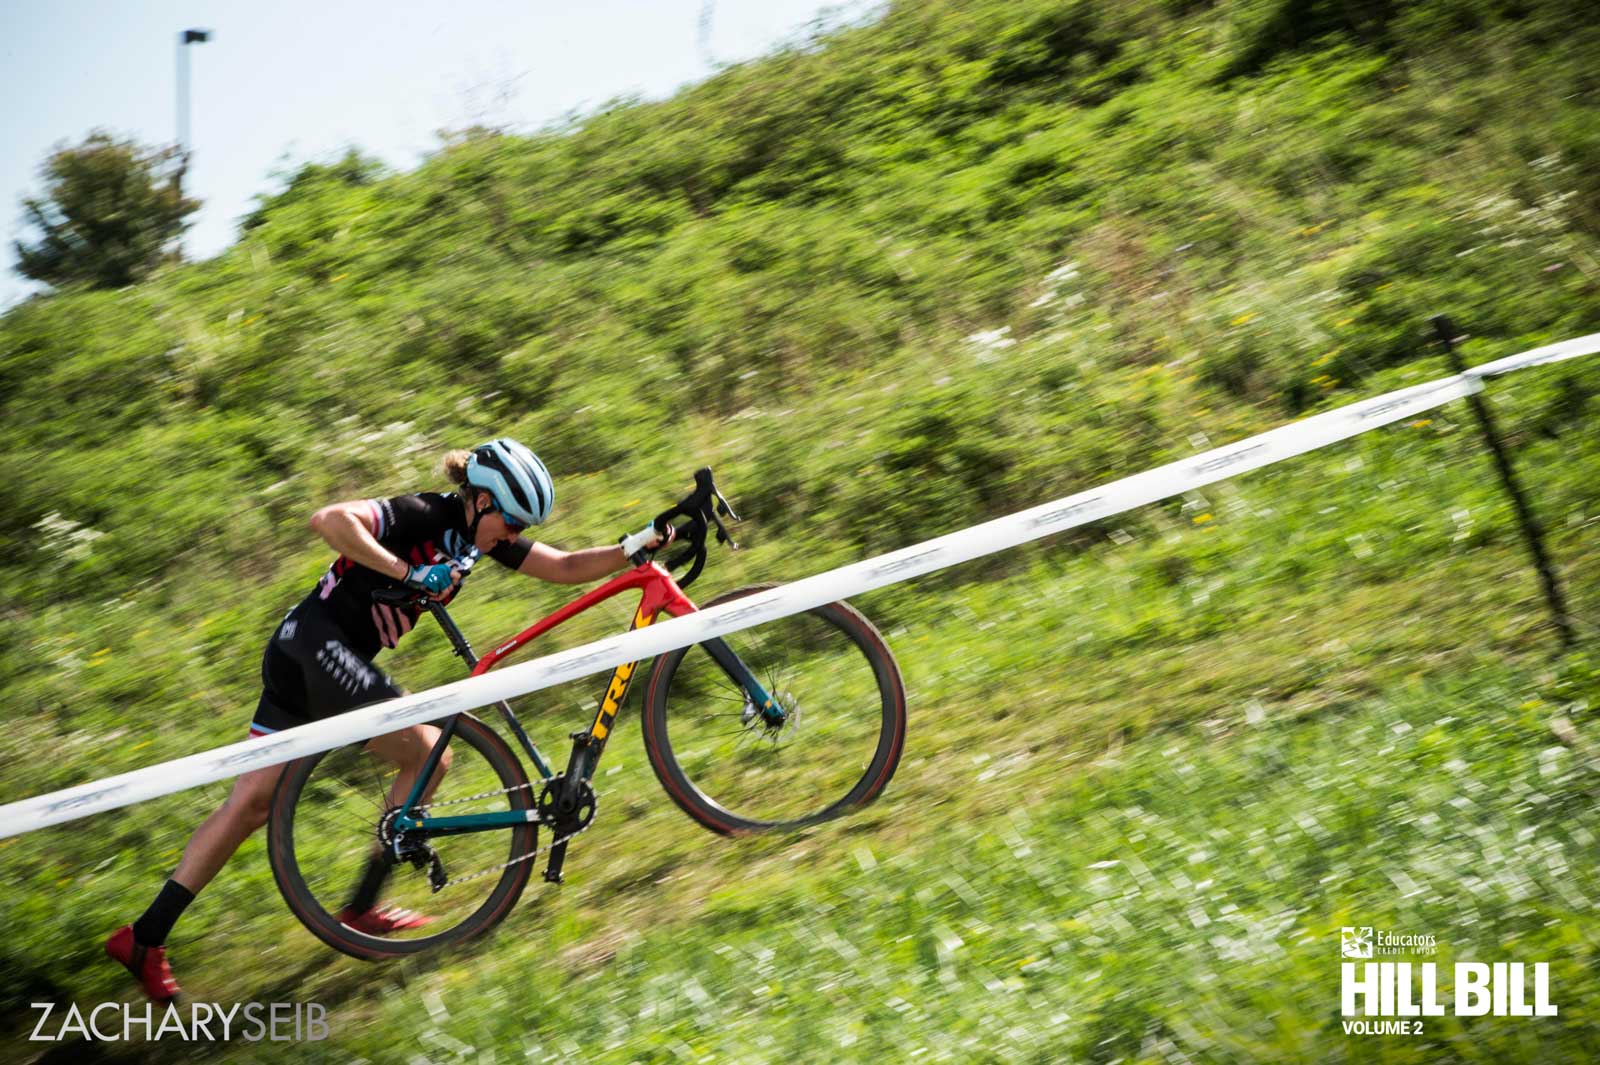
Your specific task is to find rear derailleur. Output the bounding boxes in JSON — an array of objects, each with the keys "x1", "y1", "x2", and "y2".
[{"x1": 378, "y1": 806, "x2": 447, "y2": 893}]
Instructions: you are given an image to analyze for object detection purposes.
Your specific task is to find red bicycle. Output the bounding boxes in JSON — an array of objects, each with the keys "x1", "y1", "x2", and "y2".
[{"x1": 267, "y1": 469, "x2": 906, "y2": 958}]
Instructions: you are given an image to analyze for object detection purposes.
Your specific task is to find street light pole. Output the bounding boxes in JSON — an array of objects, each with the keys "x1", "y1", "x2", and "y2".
[{"x1": 176, "y1": 28, "x2": 211, "y2": 187}]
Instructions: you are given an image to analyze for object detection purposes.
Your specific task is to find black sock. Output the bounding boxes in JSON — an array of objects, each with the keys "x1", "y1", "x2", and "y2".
[
  {"x1": 346, "y1": 854, "x2": 392, "y2": 914},
  {"x1": 132, "y1": 879, "x2": 196, "y2": 947}
]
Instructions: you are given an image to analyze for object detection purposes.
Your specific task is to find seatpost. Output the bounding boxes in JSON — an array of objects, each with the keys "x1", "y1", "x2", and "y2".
[{"x1": 423, "y1": 600, "x2": 479, "y2": 667}]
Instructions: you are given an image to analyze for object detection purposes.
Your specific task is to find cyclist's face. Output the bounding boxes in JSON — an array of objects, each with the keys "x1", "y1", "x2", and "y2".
[{"x1": 472, "y1": 491, "x2": 526, "y2": 550}]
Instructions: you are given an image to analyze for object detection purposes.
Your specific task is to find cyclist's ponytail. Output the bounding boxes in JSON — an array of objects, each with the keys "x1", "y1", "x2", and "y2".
[{"x1": 441, "y1": 449, "x2": 472, "y2": 488}]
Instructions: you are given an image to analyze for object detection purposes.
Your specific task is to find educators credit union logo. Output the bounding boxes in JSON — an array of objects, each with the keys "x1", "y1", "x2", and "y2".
[{"x1": 1341, "y1": 927, "x2": 1373, "y2": 959}]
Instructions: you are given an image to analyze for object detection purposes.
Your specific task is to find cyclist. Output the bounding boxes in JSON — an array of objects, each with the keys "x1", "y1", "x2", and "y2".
[{"x1": 106, "y1": 438, "x2": 670, "y2": 1000}]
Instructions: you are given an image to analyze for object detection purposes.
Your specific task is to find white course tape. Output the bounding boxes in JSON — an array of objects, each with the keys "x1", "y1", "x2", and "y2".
[
  {"x1": 0, "y1": 370, "x2": 1491, "y2": 839},
  {"x1": 1466, "y1": 330, "x2": 1600, "y2": 379}
]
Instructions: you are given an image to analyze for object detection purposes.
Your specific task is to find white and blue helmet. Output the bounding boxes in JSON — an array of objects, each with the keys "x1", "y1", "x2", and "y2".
[{"x1": 465, "y1": 438, "x2": 554, "y2": 526}]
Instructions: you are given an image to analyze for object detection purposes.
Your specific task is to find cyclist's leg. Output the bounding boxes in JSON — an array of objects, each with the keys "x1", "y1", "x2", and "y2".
[
  {"x1": 344, "y1": 722, "x2": 454, "y2": 921},
  {"x1": 273, "y1": 618, "x2": 429, "y2": 916},
  {"x1": 280, "y1": 628, "x2": 449, "y2": 808},
  {"x1": 169, "y1": 646, "x2": 306, "y2": 895},
  {"x1": 115, "y1": 625, "x2": 301, "y2": 985},
  {"x1": 170, "y1": 762, "x2": 286, "y2": 892},
  {"x1": 365, "y1": 723, "x2": 454, "y2": 810}
]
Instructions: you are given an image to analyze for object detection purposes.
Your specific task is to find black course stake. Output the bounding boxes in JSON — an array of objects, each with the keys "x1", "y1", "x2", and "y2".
[{"x1": 1430, "y1": 315, "x2": 1575, "y2": 649}]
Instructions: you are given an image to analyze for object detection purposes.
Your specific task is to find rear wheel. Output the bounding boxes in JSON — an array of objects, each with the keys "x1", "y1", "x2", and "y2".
[
  {"x1": 641, "y1": 584, "x2": 906, "y2": 834},
  {"x1": 267, "y1": 714, "x2": 538, "y2": 959}
]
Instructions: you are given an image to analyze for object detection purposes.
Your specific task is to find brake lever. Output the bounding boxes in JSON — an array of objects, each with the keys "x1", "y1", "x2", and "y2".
[
  {"x1": 653, "y1": 467, "x2": 739, "y2": 565},
  {"x1": 705, "y1": 502, "x2": 738, "y2": 549}
]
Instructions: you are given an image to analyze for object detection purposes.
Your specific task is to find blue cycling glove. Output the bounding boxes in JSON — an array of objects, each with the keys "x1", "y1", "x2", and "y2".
[{"x1": 404, "y1": 562, "x2": 456, "y2": 595}]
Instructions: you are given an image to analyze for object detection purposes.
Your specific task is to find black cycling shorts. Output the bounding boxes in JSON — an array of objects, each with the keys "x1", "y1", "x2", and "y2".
[{"x1": 250, "y1": 604, "x2": 403, "y2": 738}]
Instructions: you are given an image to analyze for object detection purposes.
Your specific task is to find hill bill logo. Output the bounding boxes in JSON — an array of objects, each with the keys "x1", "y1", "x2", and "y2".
[
  {"x1": 1342, "y1": 927, "x2": 1373, "y2": 959},
  {"x1": 1334, "y1": 927, "x2": 1559, "y2": 1037}
]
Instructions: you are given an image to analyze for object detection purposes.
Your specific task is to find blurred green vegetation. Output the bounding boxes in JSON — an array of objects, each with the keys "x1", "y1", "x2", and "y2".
[
  {"x1": 2, "y1": 0, "x2": 1599, "y2": 1060},
  {"x1": 11, "y1": 132, "x2": 199, "y2": 291}
]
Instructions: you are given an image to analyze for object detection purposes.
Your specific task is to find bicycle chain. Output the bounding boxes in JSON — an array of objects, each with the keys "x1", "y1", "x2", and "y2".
[
  {"x1": 408, "y1": 780, "x2": 595, "y2": 891},
  {"x1": 414, "y1": 780, "x2": 536, "y2": 808}
]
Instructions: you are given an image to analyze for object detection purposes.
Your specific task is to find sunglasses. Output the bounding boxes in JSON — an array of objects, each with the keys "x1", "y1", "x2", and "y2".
[{"x1": 490, "y1": 500, "x2": 527, "y2": 533}]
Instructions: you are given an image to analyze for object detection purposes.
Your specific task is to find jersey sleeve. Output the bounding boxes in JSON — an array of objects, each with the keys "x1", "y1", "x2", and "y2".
[
  {"x1": 373, "y1": 494, "x2": 452, "y2": 549},
  {"x1": 488, "y1": 536, "x2": 533, "y2": 571}
]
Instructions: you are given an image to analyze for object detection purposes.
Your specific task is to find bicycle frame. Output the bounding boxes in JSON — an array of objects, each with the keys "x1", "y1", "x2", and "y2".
[{"x1": 387, "y1": 561, "x2": 782, "y2": 849}]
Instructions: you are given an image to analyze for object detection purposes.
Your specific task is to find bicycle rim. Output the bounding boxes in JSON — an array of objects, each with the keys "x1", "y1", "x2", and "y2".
[
  {"x1": 268, "y1": 715, "x2": 537, "y2": 959},
  {"x1": 644, "y1": 587, "x2": 905, "y2": 833}
]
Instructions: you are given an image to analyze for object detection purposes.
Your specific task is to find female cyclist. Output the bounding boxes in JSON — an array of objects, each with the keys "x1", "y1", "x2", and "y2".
[{"x1": 105, "y1": 438, "x2": 669, "y2": 999}]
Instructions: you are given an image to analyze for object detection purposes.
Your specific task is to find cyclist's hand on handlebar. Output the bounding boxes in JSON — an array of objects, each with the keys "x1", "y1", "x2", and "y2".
[
  {"x1": 403, "y1": 562, "x2": 458, "y2": 597},
  {"x1": 620, "y1": 521, "x2": 675, "y2": 565},
  {"x1": 644, "y1": 468, "x2": 738, "y2": 587}
]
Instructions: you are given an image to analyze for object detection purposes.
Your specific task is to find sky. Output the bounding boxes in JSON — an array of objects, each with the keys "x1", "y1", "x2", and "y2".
[{"x1": 0, "y1": 0, "x2": 877, "y2": 310}]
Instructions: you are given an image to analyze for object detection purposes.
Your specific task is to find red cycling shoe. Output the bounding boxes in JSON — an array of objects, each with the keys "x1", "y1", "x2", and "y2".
[
  {"x1": 105, "y1": 925, "x2": 181, "y2": 1001},
  {"x1": 335, "y1": 905, "x2": 434, "y2": 935}
]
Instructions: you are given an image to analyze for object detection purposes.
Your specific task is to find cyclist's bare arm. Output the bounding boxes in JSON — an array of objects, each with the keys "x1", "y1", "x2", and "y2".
[
  {"x1": 516, "y1": 541, "x2": 628, "y2": 585},
  {"x1": 309, "y1": 501, "x2": 409, "y2": 581}
]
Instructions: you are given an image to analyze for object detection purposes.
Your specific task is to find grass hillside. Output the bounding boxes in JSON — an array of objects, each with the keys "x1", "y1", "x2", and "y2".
[{"x1": 2, "y1": 0, "x2": 1599, "y2": 1061}]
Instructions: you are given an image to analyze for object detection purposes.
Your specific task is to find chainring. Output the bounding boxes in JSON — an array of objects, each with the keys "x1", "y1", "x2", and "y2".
[{"x1": 537, "y1": 774, "x2": 597, "y2": 835}]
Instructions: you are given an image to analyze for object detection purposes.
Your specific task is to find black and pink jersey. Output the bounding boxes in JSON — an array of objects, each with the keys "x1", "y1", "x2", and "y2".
[{"x1": 302, "y1": 492, "x2": 532, "y2": 657}]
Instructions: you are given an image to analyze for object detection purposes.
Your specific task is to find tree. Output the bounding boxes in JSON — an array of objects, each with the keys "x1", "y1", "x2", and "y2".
[{"x1": 12, "y1": 132, "x2": 200, "y2": 290}]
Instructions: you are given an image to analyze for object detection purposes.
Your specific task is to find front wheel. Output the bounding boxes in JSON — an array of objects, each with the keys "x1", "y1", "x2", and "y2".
[{"x1": 641, "y1": 584, "x2": 906, "y2": 834}]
